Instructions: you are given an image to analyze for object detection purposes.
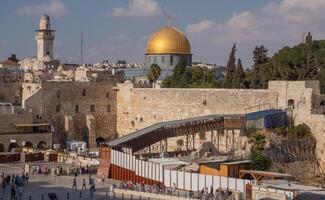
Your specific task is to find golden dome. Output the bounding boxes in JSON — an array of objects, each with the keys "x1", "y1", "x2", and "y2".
[{"x1": 146, "y1": 26, "x2": 191, "y2": 55}]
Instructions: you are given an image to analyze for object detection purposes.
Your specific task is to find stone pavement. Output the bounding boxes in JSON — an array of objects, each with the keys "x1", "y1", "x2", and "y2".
[{"x1": 0, "y1": 164, "x2": 131, "y2": 200}]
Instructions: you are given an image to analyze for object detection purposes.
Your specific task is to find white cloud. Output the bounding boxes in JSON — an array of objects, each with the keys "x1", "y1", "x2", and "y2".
[
  {"x1": 16, "y1": 0, "x2": 69, "y2": 18},
  {"x1": 187, "y1": 0, "x2": 325, "y2": 66},
  {"x1": 105, "y1": 0, "x2": 162, "y2": 18},
  {"x1": 187, "y1": 20, "x2": 217, "y2": 33}
]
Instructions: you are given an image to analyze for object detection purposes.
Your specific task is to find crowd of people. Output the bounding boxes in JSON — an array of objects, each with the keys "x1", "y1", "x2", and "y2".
[
  {"x1": 31, "y1": 164, "x2": 95, "y2": 176},
  {"x1": 1, "y1": 171, "x2": 29, "y2": 200},
  {"x1": 71, "y1": 174, "x2": 97, "y2": 192},
  {"x1": 119, "y1": 181, "x2": 236, "y2": 200},
  {"x1": 199, "y1": 186, "x2": 235, "y2": 200}
]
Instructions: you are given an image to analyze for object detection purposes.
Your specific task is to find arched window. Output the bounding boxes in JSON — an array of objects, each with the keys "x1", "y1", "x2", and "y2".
[
  {"x1": 37, "y1": 141, "x2": 47, "y2": 149},
  {"x1": 8, "y1": 142, "x2": 19, "y2": 152},
  {"x1": 82, "y1": 89, "x2": 86, "y2": 96},
  {"x1": 96, "y1": 137, "x2": 106, "y2": 147},
  {"x1": 0, "y1": 143, "x2": 4, "y2": 152},
  {"x1": 288, "y1": 99, "x2": 295, "y2": 109},
  {"x1": 24, "y1": 141, "x2": 33, "y2": 148}
]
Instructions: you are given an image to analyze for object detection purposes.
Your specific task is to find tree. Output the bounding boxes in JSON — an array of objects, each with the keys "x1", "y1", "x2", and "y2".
[
  {"x1": 298, "y1": 32, "x2": 319, "y2": 79},
  {"x1": 287, "y1": 123, "x2": 312, "y2": 139},
  {"x1": 233, "y1": 58, "x2": 245, "y2": 88},
  {"x1": 224, "y1": 43, "x2": 237, "y2": 88},
  {"x1": 251, "y1": 45, "x2": 269, "y2": 88},
  {"x1": 147, "y1": 64, "x2": 161, "y2": 88},
  {"x1": 253, "y1": 45, "x2": 268, "y2": 65},
  {"x1": 116, "y1": 60, "x2": 126, "y2": 65},
  {"x1": 248, "y1": 132, "x2": 267, "y2": 153},
  {"x1": 250, "y1": 152, "x2": 270, "y2": 171},
  {"x1": 8, "y1": 54, "x2": 19, "y2": 62},
  {"x1": 162, "y1": 58, "x2": 188, "y2": 88}
]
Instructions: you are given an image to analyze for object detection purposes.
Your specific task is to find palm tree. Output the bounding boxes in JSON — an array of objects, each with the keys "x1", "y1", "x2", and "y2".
[
  {"x1": 248, "y1": 132, "x2": 267, "y2": 153},
  {"x1": 147, "y1": 64, "x2": 161, "y2": 88}
]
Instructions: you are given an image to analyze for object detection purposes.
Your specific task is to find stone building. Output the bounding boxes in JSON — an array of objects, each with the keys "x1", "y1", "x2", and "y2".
[
  {"x1": 23, "y1": 76, "x2": 121, "y2": 149},
  {"x1": 0, "y1": 104, "x2": 52, "y2": 152}
]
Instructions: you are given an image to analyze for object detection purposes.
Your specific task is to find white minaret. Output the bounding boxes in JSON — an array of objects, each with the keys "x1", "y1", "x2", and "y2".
[{"x1": 35, "y1": 15, "x2": 55, "y2": 61}]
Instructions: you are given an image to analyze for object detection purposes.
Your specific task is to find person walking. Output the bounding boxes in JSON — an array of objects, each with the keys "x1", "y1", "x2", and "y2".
[
  {"x1": 72, "y1": 178, "x2": 77, "y2": 190},
  {"x1": 10, "y1": 185, "x2": 16, "y2": 200},
  {"x1": 82, "y1": 178, "x2": 87, "y2": 190},
  {"x1": 90, "y1": 178, "x2": 96, "y2": 191},
  {"x1": 2, "y1": 178, "x2": 6, "y2": 191}
]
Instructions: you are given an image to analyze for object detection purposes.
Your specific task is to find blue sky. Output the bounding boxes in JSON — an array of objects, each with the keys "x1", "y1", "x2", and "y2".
[{"x1": 1, "y1": 0, "x2": 325, "y2": 67}]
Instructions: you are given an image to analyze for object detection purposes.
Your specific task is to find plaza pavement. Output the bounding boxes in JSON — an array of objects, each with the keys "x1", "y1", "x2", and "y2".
[{"x1": 0, "y1": 163, "x2": 134, "y2": 200}]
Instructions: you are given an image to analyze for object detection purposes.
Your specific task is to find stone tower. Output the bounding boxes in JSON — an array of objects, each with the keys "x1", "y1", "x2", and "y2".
[{"x1": 35, "y1": 15, "x2": 55, "y2": 61}]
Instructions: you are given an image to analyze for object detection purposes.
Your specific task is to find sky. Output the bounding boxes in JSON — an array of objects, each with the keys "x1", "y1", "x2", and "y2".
[{"x1": 1, "y1": 0, "x2": 325, "y2": 67}]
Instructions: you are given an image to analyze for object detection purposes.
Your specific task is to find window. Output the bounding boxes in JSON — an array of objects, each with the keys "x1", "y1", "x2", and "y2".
[
  {"x1": 106, "y1": 105, "x2": 111, "y2": 113},
  {"x1": 56, "y1": 104, "x2": 61, "y2": 113},
  {"x1": 161, "y1": 56, "x2": 165, "y2": 63},
  {"x1": 56, "y1": 90, "x2": 60, "y2": 99},
  {"x1": 75, "y1": 105, "x2": 79, "y2": 113},
  {"x1": 90, "y1": 105, "x2": 95, "y2": 113},
  {"x1": 82, "y1": 89, "x2": 86, "y2": 96},
  {"x1": 154, "y1": 57, "x2": 157, "y2": 63},
  {"x1": 170, "y1": 55, "x2": 173, "y2": 65},
  {"x1": 106, "y1": 92, "x2": 109, "y2": 98}
]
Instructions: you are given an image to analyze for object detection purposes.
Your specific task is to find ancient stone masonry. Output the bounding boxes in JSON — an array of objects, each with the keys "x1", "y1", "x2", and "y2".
[
  {"x1": 116, "y1": 81, "x2": 325, "y2": 172},
  {"x1": 24, "y1": 80, "x2": 118, "y2": 148},
  {"x1": 269, "y1": 138, "x2": 319, "y2": 180}
]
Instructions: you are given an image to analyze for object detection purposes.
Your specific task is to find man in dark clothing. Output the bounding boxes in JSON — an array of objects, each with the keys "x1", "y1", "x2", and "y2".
[
  {"x1": 2, "y1": 178, "x2": 6, "y2": 191},
  {"x1": 82, "y1": 178, "x2": 87, "y2": 190},
  {"x1": 11, "y1": 185, "x2": 16, "y2": 200},
  {"x1": 72, "y1": 178, "x2": 77, "y2": 190}
]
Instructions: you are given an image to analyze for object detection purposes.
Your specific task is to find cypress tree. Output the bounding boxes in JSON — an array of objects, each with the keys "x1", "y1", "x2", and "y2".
[
  {"x1": 251, "y1": 45, "x2": 268, "y2": 88},
  {"x1": 224, "y1": 43, "x2": 237, "y2": 88},
  {"x1": 233, "y1": 58, "x2": 245, "y2": 88},
  {"x1": 300, "y1": 32, "x2": 318, "y2": 79}
]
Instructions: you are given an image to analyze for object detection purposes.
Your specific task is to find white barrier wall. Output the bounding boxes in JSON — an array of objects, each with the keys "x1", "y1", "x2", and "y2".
[
  {"x1": 111, "y1": 149, "x2": 250, "y2": 194},
  {"x1": 163, "y1": 169, "x2": 250, "y2": 193}
]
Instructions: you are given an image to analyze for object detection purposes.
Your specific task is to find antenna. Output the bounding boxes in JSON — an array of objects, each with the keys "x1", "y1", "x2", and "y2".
[{"x1": 80, "y1": 32, "x2": 83, "y2": 65}]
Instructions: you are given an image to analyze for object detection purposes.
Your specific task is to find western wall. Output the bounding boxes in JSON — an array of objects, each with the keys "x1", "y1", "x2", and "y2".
[{"x1": 116, "y1": 80, "x2": 325, "y2": 171}]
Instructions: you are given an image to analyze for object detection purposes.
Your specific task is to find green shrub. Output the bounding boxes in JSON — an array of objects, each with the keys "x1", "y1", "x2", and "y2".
[
  {"x1": 250, "y1": 152, "x2": 271, "y2": 171},
  {"x1": 287, "y1": 123, "x2": 312, "y2": 139}
]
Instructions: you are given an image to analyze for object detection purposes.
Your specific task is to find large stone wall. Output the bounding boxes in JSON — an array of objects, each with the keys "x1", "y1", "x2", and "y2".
[
  {"x1": 0, "y1": 113, "x2": 32, "y2": 133},
  {"x1": 116, "y1": 81, "x2": 325, "y2": 171},
  {"x1": 24, "y1": 81, "x2": 118, "y2": 147},
  {"x1": 116, "y1": 83, "x2": 278, "y2": 135},
  {"x1": 0, "y1": 82, "x2": 22, "y2": 105}
]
